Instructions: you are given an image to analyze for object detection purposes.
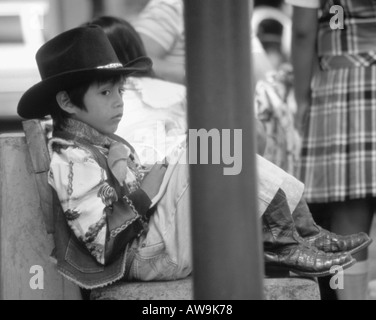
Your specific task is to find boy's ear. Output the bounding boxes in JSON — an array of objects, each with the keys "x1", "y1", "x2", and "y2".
[{"x1": 56, "y1": 91, "x2": 76, "y2": 114}]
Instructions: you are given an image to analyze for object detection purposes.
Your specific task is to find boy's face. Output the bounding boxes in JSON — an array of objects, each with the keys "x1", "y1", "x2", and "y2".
[{"x1": 73, "y1": 79, "x2": 125, "y2": 135}]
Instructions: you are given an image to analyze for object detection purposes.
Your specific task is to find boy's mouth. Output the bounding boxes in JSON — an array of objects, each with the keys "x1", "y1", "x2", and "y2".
[{"x1": 111, "y1": 113, "x2": 123, "y2": 121}]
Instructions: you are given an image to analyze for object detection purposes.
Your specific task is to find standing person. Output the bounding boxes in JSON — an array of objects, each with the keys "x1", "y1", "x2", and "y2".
[{"x1": 289, "y1": 0, "x2": 376, "y2": 299}]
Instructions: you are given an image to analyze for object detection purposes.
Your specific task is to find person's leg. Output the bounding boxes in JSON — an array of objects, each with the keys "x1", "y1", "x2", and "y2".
[
  {"x1": 292, "y1": 197, "x2": 371, "y2": 255},
  {"x1": 129, "y1": 148, "x2": 357, "y2": 281},
  {"x1": 263, "y1": 189, "x2": 355, "y2": 278},
  {"x1": 257, "y1": 154, "x2": 304, "y2": 215},
  {"x1": 309, "y1": 203, "x2": 332, "y2": 232},
  {"x1": 127, "y1": 147, "x2": 192, "y2": 281},
  {"x1": 330, "y1": 199, "x2": 374, "y2": 300},
  {"x1": 277, "y1": 193, "x2": 371, "y2": 298},
  {"x1": 80, "y1": 288, "x2": 92, "y2": 300},
  {"x1": 152, "y1": 149, "x2": 192, "y2": 278},
  {"x1": 309, "y1": 203, "x2": 338, "y2": 300},
  {"x1": 368, "y1": 279, "x2": 376, "y2": 300}
]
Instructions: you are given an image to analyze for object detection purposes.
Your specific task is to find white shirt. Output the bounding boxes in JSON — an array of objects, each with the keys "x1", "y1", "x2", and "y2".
[{"x1": 116, "y1": 76, "x2": 187, "y2": 166}]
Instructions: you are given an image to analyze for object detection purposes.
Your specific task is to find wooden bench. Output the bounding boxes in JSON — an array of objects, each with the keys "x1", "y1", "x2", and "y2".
[{"x1": 0, "y1": 119, "x2": 320, "y2": 300}]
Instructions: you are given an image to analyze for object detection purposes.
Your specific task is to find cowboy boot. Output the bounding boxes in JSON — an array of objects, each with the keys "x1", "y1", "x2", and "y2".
[
  {"x1": 263, "y1": 190, "x2": 356, "y2": 278},
  {"x1": 292, "y1": 199, "x2": 372, "y2": 255}
]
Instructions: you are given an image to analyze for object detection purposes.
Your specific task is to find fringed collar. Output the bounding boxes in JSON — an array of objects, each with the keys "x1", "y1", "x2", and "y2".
[{"x1": 59, "y1": 118, "x2": 113, "y2": 149}]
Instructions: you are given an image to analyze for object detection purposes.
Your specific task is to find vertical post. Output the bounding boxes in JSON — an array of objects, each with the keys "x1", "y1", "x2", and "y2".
[{"x1": 185, "y1": 0, "x2": 264, "y2": 299}]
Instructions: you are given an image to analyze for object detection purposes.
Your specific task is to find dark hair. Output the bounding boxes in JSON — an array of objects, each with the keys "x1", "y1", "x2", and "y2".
[
  {"x1": 51, "y1": 73, "x2": 125, "y2": 131},
  {"x1": 84, "y1": 16, "x2": 155, "y2": 77}
]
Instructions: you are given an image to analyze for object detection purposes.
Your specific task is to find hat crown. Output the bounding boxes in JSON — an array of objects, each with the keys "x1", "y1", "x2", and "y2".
[{"x1": 36, "y1": 26, "x2": 121, "y2": 80}]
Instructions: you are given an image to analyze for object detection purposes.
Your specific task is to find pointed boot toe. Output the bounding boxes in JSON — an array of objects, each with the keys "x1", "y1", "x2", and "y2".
[
  {"x1": 305, "y1": 228, "x2": 373, "y2": 255},
  {"x1": 264, "y1": 243, "x2": 356, "y2": 278}
]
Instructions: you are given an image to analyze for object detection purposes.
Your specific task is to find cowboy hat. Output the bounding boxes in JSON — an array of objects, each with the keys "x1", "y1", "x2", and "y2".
[{"x1": 17, "y1": 25, "x2": 152, "y2": 119}]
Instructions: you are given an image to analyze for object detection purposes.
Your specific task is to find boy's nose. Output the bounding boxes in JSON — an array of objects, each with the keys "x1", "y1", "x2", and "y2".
[{"x1": 114, "y1": 95, "x2": 124, "y2": 109}]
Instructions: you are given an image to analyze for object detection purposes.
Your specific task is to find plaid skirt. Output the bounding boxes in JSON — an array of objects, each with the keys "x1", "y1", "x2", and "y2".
[{"x1": 299, "y1": 54, "x2": 376, "y2": 203}]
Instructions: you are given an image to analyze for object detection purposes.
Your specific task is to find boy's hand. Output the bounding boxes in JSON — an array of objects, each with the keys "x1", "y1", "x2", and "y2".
[{"x1": 140, "y1": 161, "x2": 168, "y2": 200}]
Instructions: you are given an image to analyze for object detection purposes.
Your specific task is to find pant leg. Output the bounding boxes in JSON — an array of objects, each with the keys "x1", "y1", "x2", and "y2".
[
  {"x1": 257, "y1": 154, "x2": 305, "y2": 216},
  {"x1": 308, "y1": 202, "x2": 337, "y2": 300},
  {"x1": 127, "y1": 147, "x2": 192, "y2": 281}
]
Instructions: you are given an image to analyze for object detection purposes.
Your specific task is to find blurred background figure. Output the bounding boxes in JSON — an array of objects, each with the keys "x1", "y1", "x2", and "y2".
[
  {"x1": 251, "y1": 0, "x2": 301, "y2": 176},
  {"x1": 0, "y1": 0, "x2": 49, "y2": 132},
  {"x1": 253, "y1": 0, "x2": 292, "y2": 70},
  {"x1": 254, "y1": 64, "x2": 300, "y2": 175},
  {"x1": 133, "y1": 0, "x2": 185, "y2": 84}
]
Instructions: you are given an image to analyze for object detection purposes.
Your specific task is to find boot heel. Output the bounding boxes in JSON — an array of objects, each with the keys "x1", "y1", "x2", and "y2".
[{"x1": 265, "y1": 265, "x2": 290, "y2": 278}]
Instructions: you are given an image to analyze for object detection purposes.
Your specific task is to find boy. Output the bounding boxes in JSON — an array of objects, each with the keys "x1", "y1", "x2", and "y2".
[{"x1": 18, "y1": 26, "x2": 369, "y2": 289}]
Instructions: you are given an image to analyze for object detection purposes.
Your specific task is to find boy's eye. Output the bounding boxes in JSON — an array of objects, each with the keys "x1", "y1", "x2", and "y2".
[
  {"x1": 119, "y1": 87, "x2": 126, "y2": 95},
  {"x1": 101, "y1": 90, "x2": 111, "y2": 96}
]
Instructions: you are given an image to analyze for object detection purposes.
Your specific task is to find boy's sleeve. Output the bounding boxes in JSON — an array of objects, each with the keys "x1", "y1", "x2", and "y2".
[{"x1": 48, "y1": 142, "x2": 150, "y2": 265}]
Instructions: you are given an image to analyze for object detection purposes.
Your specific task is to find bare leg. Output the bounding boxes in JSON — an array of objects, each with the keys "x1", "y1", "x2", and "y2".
[
  {"x1": 309, "y1": 203, "x2": 337, "y2": 300},
  {"x1": 330, "y1": 199, "x2": 374, "y2": 300},
  {"x1": 330, "y1": 199, "x2": 374, "y2": 261}
]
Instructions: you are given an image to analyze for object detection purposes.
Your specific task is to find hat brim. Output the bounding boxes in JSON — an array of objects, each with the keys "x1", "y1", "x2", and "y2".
[{"x1": 17, "y1": 57, "x2": 152, "y2": 119}]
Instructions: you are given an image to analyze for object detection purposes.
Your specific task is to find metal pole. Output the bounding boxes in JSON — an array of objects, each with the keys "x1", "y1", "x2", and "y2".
[{"x1": 185, "y1": 0, "x2": 264, "y2": 300}]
